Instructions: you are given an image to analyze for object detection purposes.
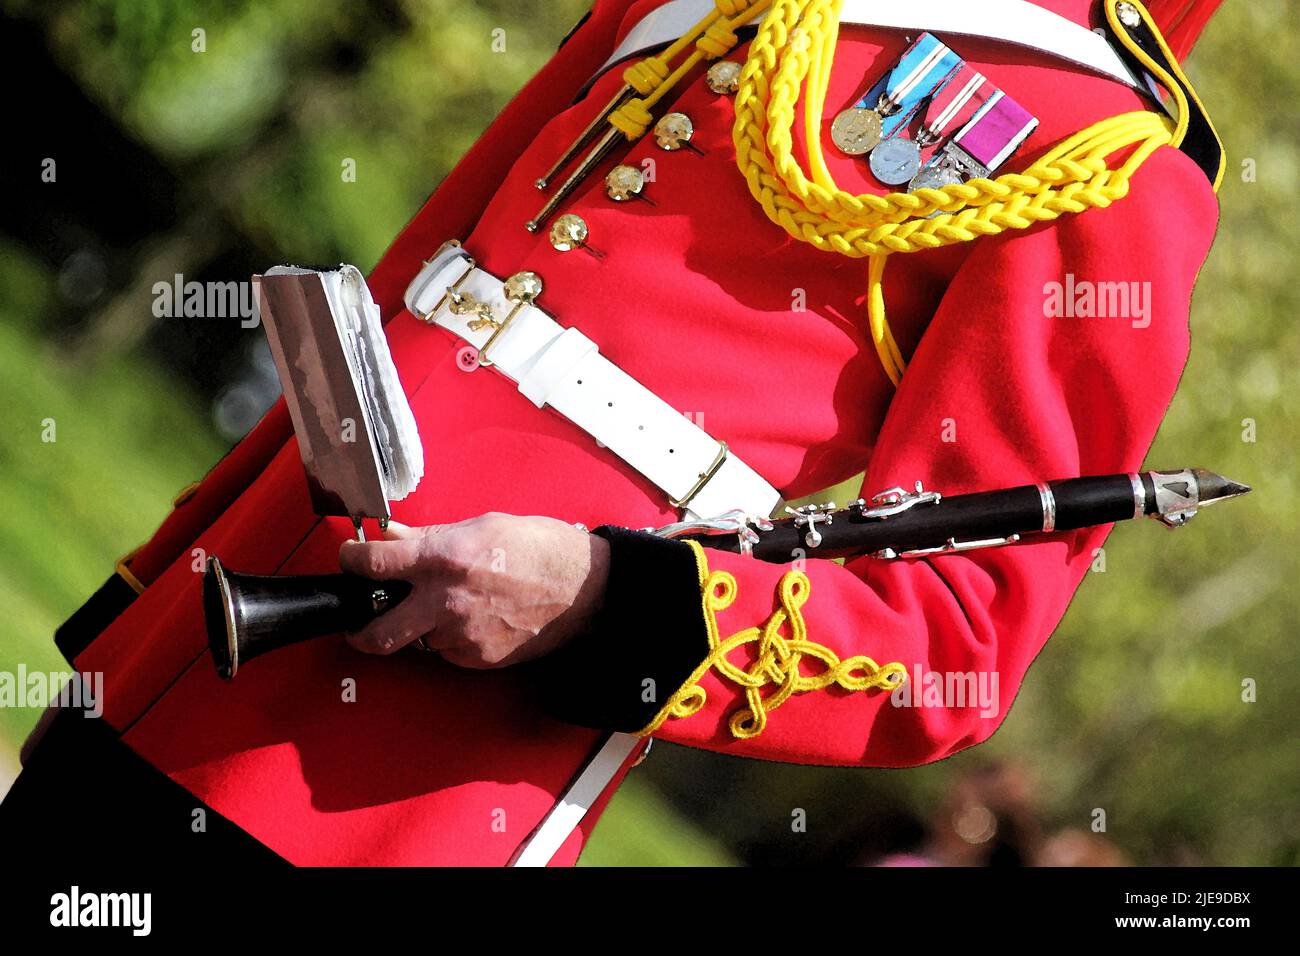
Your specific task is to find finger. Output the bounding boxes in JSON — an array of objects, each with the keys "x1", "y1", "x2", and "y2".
[
  {"x1": 338, "y1": 536, "x2": 425, "y2": 580},
  {"x1": 439, "y1": 646, "x2": 491, "y2": 670},
  {"x1": 412, "y1": 629, "x2": 461, "y2": 654},
  {"x1": 346, "y1": 596, "x2": 441, "y2": 655}
]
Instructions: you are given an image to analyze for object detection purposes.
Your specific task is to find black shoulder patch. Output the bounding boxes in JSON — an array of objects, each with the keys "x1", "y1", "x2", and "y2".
[{"x1": 1104, "y1": 0, "x2": 1225, "y2": 191}]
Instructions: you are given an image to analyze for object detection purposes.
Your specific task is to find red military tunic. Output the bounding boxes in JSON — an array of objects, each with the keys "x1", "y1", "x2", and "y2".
[{"x1": 65, "y1": 0, "x2": 1220, "y2": 864}]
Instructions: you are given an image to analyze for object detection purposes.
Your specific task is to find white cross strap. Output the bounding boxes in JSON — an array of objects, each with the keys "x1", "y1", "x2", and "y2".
[
  {"x1": 507, "y1": 732, "x2": 643, "y2": 867},
  {"x1": 588, "y1": 0, "x2": 1144, "y2": 95},
  {"x1": 404, "y1": 242, "x2": 782, "y2": 522}
]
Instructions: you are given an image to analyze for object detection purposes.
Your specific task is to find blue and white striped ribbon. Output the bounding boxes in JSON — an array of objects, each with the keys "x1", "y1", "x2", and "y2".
[{"x1": 851, "y1": 32, "x2": 963, "y2": 138}]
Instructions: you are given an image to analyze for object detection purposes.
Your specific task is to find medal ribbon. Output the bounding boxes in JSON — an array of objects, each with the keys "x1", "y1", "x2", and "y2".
[
  {"x1": 916, "y1": 65, "x2": 990, "y2": 145},
  {"x1": 736, "y1": 0, "x2": 1187, "y2": 389},
  {"x1": 950, "y1": 89, "x2": 1039, "y2": 172},
  {"x1": 852, "y1": 33, "x2": 963, "y2": 138}
]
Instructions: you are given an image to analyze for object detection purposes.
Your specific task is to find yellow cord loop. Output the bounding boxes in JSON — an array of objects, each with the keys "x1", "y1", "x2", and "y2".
[
  {"x1": 636, "y1": 541, "x2": 907, "y2": 740},
  {"x1": 610, "y1": 98, "x2": 655, "y2": 139},
  {"x1": 612, "y1": 1, "x2": 774, "y2": 139},
  {"x1": 622, "y1": 57, "x2": 671, "y2": 95},
  {"x1": 734, "y1": 0, "x2": 1179, "y2": 384},
  {"x1": 698, "y1": 21, "x2": 741, "y2": 58}
]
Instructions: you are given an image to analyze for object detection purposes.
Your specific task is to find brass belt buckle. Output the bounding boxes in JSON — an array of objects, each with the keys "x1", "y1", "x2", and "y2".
[
  {"x1": 479, "y1": 272, "x2": 544, "y2": 368},
  {"x1": 669, "y1": 441, "x2": 729, "y2": 512},
  {"x1": 419, "y1": 254, "x2": 477, "y2": 323},
  {"x1": 423, "y1": 251, "x2": 544, "y2": 370}
]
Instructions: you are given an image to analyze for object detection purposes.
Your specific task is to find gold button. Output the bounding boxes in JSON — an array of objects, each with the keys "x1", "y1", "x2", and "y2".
[
  {"x1": 605, "y1": 164, "x2": 647, "y2": 202},
  {"x1": 654, "y1": 112, "x2": 702, "y2": 153},
  {"x1": 549, "y1": 214, "x2": 588, "y2": 251},
  {"x1": 503, "y1": 271, "x2": 543, "y2": 303},
  {"x1": 705, "y1": 60, "x2": 741, "y2": 94},
  {"x1": 548, "y1": 214, "x2": 603, "y2": 258}
]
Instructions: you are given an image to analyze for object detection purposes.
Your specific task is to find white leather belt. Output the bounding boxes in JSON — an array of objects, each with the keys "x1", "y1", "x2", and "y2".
[
  {"x1": 404, "y1": 241, "x2": 782, "y2": 522},
  {"x1": 587, "y1": 0, "x2": 1146, "y2": 95}
]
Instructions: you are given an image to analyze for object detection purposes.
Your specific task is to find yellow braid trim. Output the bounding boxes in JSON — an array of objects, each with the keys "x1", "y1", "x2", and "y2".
[
  {"x1": 733, "y1": 0, "x2": 1185, "y2": 384},
  {"x1": 635, "y1": 540, "x2": 907, "y2": 739},
  {"x1": 611, "y1": 1, "x2": 774, "y2": 137}
]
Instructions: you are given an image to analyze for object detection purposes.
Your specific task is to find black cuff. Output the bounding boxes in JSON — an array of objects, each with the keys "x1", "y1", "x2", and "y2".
[{"x1": 522, "y1": 524, "x2": 709, "y2": 733}]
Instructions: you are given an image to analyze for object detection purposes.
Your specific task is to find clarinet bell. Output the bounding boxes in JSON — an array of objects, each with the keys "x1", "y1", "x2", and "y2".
[{"x1": 203, "y1": 555, "x2": 412, "y2": 680}]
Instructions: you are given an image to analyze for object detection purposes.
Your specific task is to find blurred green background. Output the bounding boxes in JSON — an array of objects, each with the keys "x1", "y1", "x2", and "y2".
[{"x1": 0, "y1": 0, "x2": 1295, "y2": 865}]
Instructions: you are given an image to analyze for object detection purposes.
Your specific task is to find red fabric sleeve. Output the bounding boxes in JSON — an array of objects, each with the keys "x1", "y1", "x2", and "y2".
[{"x1": 641, "y1": 145, "x2": 1219, "y2": 766}]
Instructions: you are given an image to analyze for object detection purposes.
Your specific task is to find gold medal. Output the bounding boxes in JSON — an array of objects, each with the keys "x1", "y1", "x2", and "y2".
[
  {"x1": 830, "y1": 34, "x2": 960, "y2": 158},
  {"x1": 830, "y1": 107, "x2": 884, "y2": 156}
]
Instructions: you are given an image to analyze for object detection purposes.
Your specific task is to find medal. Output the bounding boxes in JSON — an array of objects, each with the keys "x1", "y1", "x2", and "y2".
[
  {"x1": 908, "y1": 86, "x2": 1038, "y2": 193},
  {"x1": 945, "y1": 90, "x2": 1039, "y2": 180},
  {"x1": 870, "y1": 137, "x2": 925, "y2": 185},
  {"x1": 872, "y1": 64, "x2": 988, "y2": 188},
  {"x1": 830, "y1": 107, "x2": 884, "y2": 156},
  {"x1": 831, "y1": 33, "x2": 962, "y2": 156},
  {"x1": 912, "y1": 65, "x2": 990, "y2": 153},
  {"x1": 915, "y1": 139, "x2": 994, "y2": 192},
  {"x1": 863, "y1": 92, "x2": 933, "y2": 186},
  {"x1": 900, "y1": 65, "x2": 991, "y2": 191},
  {"x1": 908, "y1": 161, "x2": 964, "y2": 192}
]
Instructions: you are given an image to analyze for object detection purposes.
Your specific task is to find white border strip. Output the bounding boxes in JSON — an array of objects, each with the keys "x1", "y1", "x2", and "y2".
[
  {"x1": 509, "y1": 732, "x2": 642, "y2": 867},
  {"x1": 590, "y1": 0, "x2": 1142, "y2": 92}
]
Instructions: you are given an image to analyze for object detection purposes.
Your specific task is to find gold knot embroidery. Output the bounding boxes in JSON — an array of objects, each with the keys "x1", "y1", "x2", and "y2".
[{"x1": 638, "y1": 542, "x2": 907, "y2": 739}]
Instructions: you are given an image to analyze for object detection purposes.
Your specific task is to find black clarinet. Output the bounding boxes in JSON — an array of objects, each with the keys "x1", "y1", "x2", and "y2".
[
  {"x1": 203, "y1": 467, "x2": 1247, "y2": 679},
  {"x1": 655, "y1": 468, "x2": 1250, "y2": 561}
]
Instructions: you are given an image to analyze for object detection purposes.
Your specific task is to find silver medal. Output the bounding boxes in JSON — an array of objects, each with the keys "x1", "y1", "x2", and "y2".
[
  {"x1": 869, "y1": 137, "x2": 922, "y2": 186},
  {"x1": 908, "y1": 162, "x2": 963, "y2": 192}
]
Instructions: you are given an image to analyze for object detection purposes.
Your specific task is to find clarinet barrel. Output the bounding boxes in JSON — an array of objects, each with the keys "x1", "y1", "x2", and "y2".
[{"x1": 203, "y1": 556, "x2": 411, "y2": 680}]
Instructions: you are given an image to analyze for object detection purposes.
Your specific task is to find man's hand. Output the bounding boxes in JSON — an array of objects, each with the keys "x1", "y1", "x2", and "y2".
[{"x1": 338, "y1": 513, "x2": 610, "y2": 668}]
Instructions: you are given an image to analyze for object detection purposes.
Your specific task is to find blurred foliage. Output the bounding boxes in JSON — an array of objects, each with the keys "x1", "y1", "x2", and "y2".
[
  {"x1": 0, "y1": 240, "x2": 224, "y2": 751},
  {"x1": 0, "y1": 0, "x2": 1296, "y2": 865},
  {"x1": 8, "y1": 0, "x2": 593, "y2": 267}
]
